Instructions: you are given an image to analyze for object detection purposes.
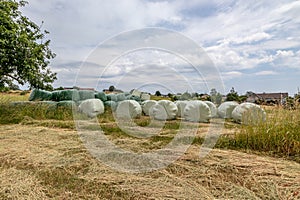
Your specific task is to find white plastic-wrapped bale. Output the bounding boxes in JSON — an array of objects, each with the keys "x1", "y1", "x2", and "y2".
[
  {"x1": 232, "y1": 102, "x2": 266, "y2": 125},
  {"x1": 29, "y1": 89, "x2": 52, "y2": 101},
  {"x1": 217, "y1": 101, "x2": 239, "y2": 119},
  {"x1": 79, "y1": 99, "x2": 104, "y2": 118},
  {"x1": 141, "y1": 100, "x2": 157, "y2": 116},
  {"x1": 116, "y1": 100, "x2": 142, "y2": 119},
  {"x1": 175, "y1": 101, "x2": 188, "y2": 117},
  {"x1": 204, "y1": 101, "x2": 218, "y2": 118},
  {"x1": 149, "y1": 100, "x2": 178, "y2": 120},
  {"x1": 183, "y1": 100, "x2": 211, "y2": 122},
  {"x1": 104, "y1": 101, "x2": 118, "y2": 111},
  {"x1": 141, "y1": 93, "x2": 151, "y2": 101}
]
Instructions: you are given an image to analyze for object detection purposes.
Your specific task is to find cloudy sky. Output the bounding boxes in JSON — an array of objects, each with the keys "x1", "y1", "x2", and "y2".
[{"x1": 21, "y1": 0, "x2": 300, "y2": 95}]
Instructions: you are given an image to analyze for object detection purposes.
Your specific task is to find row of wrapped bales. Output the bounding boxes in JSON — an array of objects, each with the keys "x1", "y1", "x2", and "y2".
[
  {"x1": 29, "y1": 89, "x2": 95, "y2": 102},
  {"x1": 217, "y1": 101, "x2": 266, "y2": 125}
]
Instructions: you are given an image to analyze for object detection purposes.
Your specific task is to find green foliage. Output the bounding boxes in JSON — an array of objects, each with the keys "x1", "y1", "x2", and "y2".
[
  {"x1": 108, "y1": 85, "x2": 115, "y2": 92},
  {"x1": 155, "y1": 90, "x2": 161, "y2": 96},
  {"x1": 0, "y1": 0, "x2": 56, "y2": 90},
  {"x1": 226, "y1": 87, "x2": 239, "y2": 101}
]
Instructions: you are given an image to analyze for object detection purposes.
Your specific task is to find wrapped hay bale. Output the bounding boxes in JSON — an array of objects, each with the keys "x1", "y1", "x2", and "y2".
[
  {"x1": 29, "y1": 89, "x2": 52, "y2": 101},
  {"x1": 51, "y1": 90, "x2": 80, "y2": 102},
  {"x1": 149, "y1": 100, "x2": 177, "y2": 120},
  {"x1": 116, "y1": 93, "x2": 126, "y2": 102},
  {"x1": 104, "y1": 101, "x2": 118, "y2": 111},
  {"x1": 78, "y1": 90, "x2": 95, "y2": 101},
  {"x1": 95, "y1": 92, "x2": 107, "y2": 102},
  {"x1": 79, "y1": 99, "x2": 105, "y2": 118},
  {"x1": 141, "y1": 93, "x2": 151, "y2": 101},
  {"x1": 116, "y1": 100, "x2": 142, "y2": 119},
  {"x1": 183, "y1": 100, "x2": 211, "y2": 122},
  {"x1": 217, "y1": 101, "x2": 239, "y2": 119},
  {"x1": 204, "y1": 101, "x2": 218, "y2": 118},
  {"x1": 175, "y1": 101, "x2": 188, "y2": 117},
  {"x1": 106, "y1": 94, "x2": 118, "y2": 102},
  {"x1": 129, "y1": 95, "x2": 141, "y2": 102},
  {"x1": 57, "y1": 100, "x2": 76, "y2": 109},
  {"x1": 124, "y1": 92, "x2": 131, "y2": 96},
  {"x1": 232, "y1": 102, "x2": 266, "y2": 125},
  {"x1": 141, "y1": 100, "x2": 157, "y2": 116}
]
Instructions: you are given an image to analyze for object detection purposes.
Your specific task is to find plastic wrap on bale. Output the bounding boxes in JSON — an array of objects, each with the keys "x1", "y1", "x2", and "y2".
[
  {"x1": 79, "y1": 99, "x2": 104, "y2": 118},
  {"x1": 232, "y1": 102, "x2": 266, "y2": 125},
  {"x1": 141, "y1": 100, "x2": 157, "y2": 116},
  {"x1": 183, "y1": 100, "x2": 211, "y2": 122},
  {"x1": 116, "y1": 100, "x2": 142, "y2": 119},
  {"x1": 217, "y1": 101, "x2": 239, "y2": 119},
  {"x1": 204, "y1": 101, "x2": 218, "y2": 118},
  {"x1": 149, "y1": 100, "x2": 178, "y2": 120}
]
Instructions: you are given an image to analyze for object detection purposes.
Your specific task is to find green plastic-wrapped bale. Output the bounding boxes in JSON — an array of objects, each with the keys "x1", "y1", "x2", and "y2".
[
  {"x1": 29, "y1": 89, "x2": 52, "y2": 101},
  {"x1": 116, "y1": 93, "x2": 126, "y2": 102},
  {"x1": 106, "y1": 94, "x2": 117, "y2": 102},
  {"x1": 129, "y1": 95, "x2": 141, "y2": 102},
  {"x1": 79, "y1": 90, "x2": 95, "y2": 100},
  {"x1": 95, "y1": 92, "x2": 107, "y2": 102},
  {"x1": 104, "y1": 100, "x2": 118, "y2": 111},
  {"x1": 51, "y1": 90, "x2": 80, "y2": 102}
]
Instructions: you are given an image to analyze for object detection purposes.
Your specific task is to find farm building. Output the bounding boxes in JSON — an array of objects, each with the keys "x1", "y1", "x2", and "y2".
[{"x1": 246, "y1": 92, "x2": 288, "y2": 105}]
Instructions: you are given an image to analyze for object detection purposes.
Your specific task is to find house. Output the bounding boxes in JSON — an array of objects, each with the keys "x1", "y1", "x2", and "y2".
[
  {"x1": 102, "y1": 89, "x2": 123, "y2": 94},
  {"x1": 247, "y1": 92, "x2": 288, "y2": 105}
]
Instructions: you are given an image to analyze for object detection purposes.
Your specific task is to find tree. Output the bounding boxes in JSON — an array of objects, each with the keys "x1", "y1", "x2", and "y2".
[
  {"x1": 0, "y1": 0, "x2": 56, "y2": 90},
  {"x1": 108, "y1": 85, "x2": 115, "y2": 92},
  {"x1": 226, "y1": 87, "x2": 239, "y2": 101},
  {"x1": 155, "y1": 90, "x2": 161, "y2": 96}
]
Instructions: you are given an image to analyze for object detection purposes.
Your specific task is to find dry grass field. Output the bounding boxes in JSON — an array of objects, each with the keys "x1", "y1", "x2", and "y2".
[{"x1": 0, "y1": 91, "x2": 299, "y2": 199}]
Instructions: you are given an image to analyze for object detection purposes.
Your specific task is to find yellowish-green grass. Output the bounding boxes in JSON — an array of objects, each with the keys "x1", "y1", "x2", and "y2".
[
  {"x1": 217, "y1": 106, "x2": 300, "y2": 163},
  {"x1": 0, "y1": 91, "x2": 30, "y2": 103},
  {"x1": 150, "y1": 95, "x2": 171, "y2": 101}
]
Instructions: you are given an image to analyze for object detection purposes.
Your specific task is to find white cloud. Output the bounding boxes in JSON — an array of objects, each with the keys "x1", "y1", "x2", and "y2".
[
  {"x1": 19, "y1": 0, "x2": 300, "y2": 94},
  {"x1": 221, "y1": 71, "x2": 243, "y2": 80},
  {"x1": 255, "y1": 70, "x2": 278, "y2": 76}
]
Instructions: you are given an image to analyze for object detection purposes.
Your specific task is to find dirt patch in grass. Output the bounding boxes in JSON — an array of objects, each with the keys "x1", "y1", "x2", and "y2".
[{"x1": 0, "y1": 124, "x2": 299, "y2": 199}]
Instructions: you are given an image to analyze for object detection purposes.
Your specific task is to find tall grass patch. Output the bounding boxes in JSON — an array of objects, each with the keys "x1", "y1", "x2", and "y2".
[
  {"x1": 0, "y1": 102, "x2": 74, "y2": 124},
  {"x1": 218, "y1": 107, "x2": 300, "y2": 162}
]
